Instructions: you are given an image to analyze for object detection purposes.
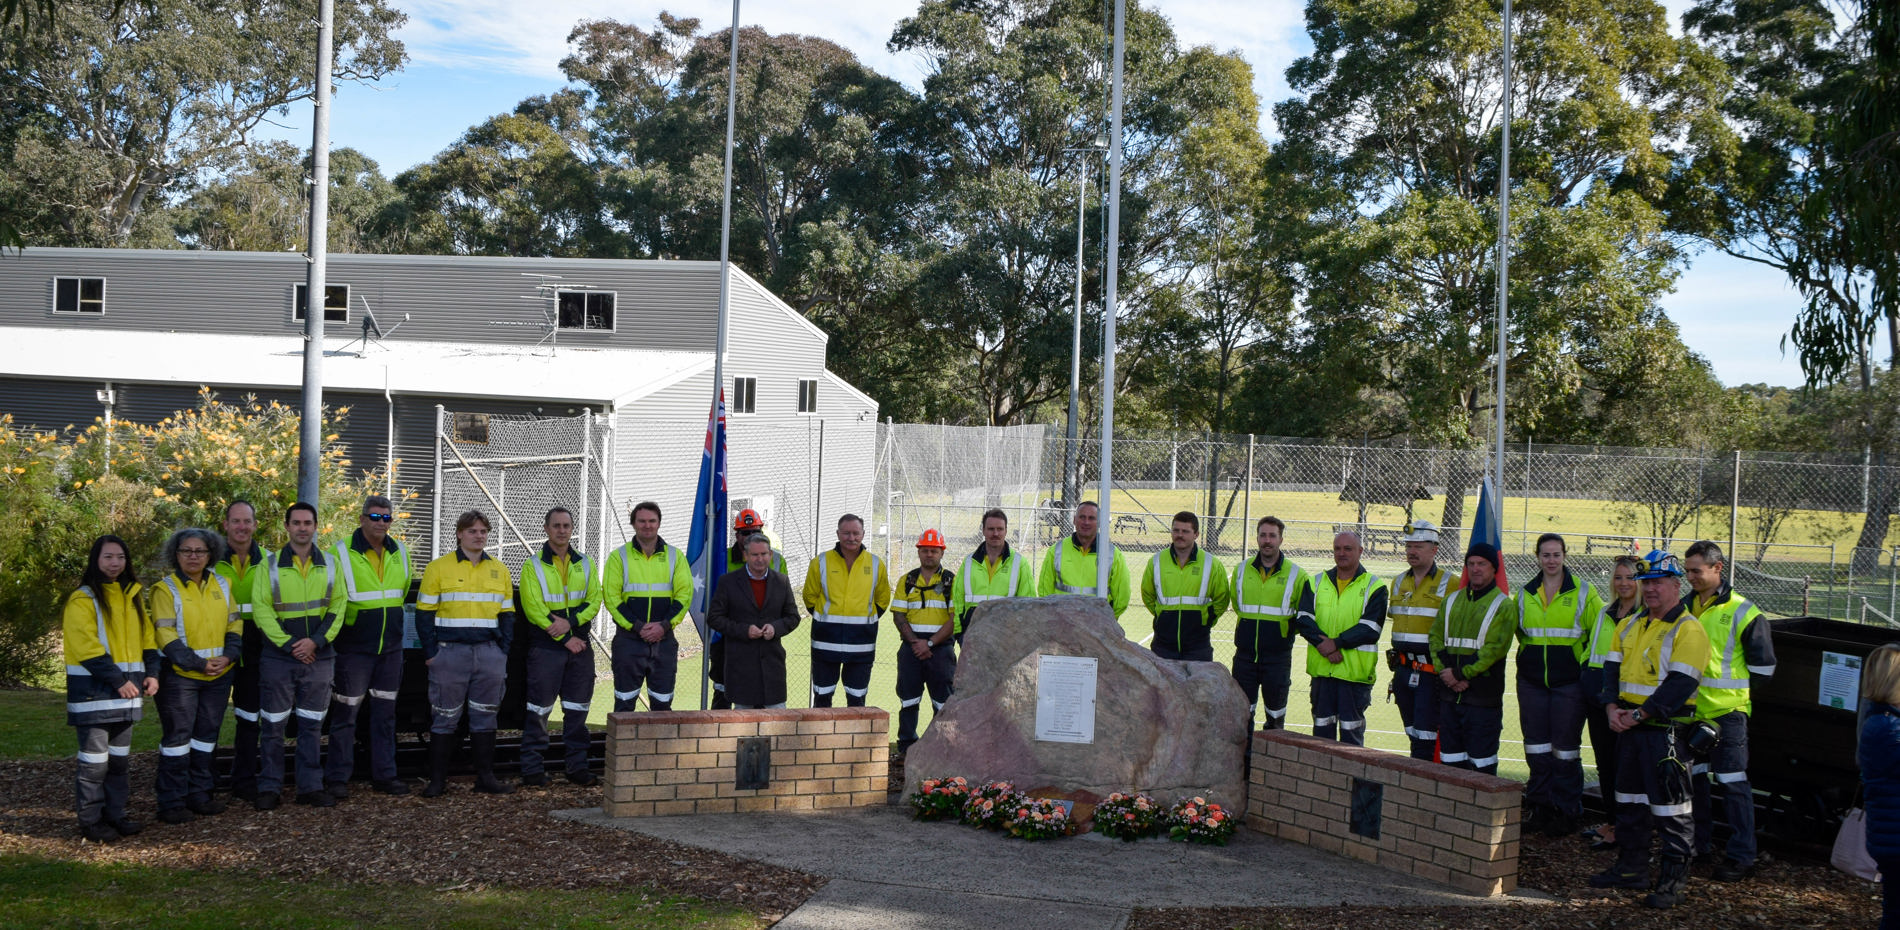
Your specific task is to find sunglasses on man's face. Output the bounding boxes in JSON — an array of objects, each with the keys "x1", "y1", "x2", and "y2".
[{"x1": 365, "y1": 513, "x2": 394, "y2": 523}]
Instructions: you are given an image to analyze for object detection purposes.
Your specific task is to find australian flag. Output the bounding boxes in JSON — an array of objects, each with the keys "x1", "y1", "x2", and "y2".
[
  {"x1": 1465, "y1": 473, "x2": 1508, "y2": 590},
  {"x1": 687, "y1": 391, "x2": 728, "y2": 622}
]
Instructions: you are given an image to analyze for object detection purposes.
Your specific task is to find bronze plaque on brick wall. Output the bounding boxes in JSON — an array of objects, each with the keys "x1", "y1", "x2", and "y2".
[
  {"x1": 1350, "y1": 777, "x2": 1383, "y2": 839},
  {"x1": 736, "y1": 737, "x2": 772, "y2": 789}
]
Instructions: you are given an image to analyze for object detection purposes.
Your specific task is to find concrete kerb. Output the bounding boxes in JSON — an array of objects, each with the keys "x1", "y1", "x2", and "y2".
[{"x1": 555, "y1": 805, "x2": 1554, "y2": 927}]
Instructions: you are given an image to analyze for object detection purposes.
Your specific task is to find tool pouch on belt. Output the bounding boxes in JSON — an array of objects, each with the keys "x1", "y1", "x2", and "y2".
[
  {"x1": 1386, "y1": 648, "x2": 1402, "y2": 673},
  {"x1": 1655, "y1": 729, "x2": 1690, "y2": 806},
  {"x1": 1686, "y1": 719, "x2": 1722, "y2": 761}
]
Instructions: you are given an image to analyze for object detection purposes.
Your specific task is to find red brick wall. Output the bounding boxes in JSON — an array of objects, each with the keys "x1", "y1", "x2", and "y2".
[
  {"x1": 1246, "y1": 730, "x2": 1521, "y2": 896},
  {"x1": 605, "y1": 708, "x2": 889, "y2": 817}
]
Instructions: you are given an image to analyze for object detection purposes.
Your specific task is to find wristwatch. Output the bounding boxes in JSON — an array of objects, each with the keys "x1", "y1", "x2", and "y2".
[{"x1": 1631, "y1": 708, "x2": 1647, "y2": 724}]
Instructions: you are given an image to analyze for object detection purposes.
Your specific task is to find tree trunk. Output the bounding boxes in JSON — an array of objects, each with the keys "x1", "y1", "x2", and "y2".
[
  {"x1": 1440, "y1": 453, "x2": 1478, "y2": 553},
  {"x1": 1852, "y1": 448, "x2": 1895, "y2": 577}
]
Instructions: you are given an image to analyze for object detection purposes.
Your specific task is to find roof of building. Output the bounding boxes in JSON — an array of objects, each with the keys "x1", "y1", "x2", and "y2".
[{"x1": 0, "y1": 326, "x2": 712, "y2": 407}]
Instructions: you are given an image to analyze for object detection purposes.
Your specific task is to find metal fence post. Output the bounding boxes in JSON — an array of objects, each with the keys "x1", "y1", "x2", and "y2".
[
  {"x1": 882, "y1": 418, "x2": 894, "y2": 568},
  {"x1": 1889, "y1": 545, "x2": 1897, "y2": 622},
  {"x1": 1242, "y1": 434, "x2": 1255, "y2": 557},
  {"x1": 580, "y1": 410, "x2": 593, "y2": 556},
  {"x1": 432, "y1": 405, "x2": 445, "y2": 559},
  {"x1": 1729, "y1": 450, "x2": 1740, "y2": 588},
  {"x1": 815, "y1": 418, "x2": 826, "y2": 557}
]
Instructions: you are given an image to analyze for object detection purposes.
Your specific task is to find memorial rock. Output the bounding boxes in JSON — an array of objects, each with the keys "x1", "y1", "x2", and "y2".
[{"x1": 903, "y1": 596, "x2": 1250, "y2": 807}]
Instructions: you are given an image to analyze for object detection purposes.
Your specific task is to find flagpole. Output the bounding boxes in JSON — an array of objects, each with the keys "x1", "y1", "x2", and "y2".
[
  {"x1": 1097, "y1": 0, "x2": 1125, "y2": 598},
  {"x1": 1493, "y1": 0, "x2": 1512, "y2": 496},
  {"x1": 703, "y1": 0, "x2": 741, "y2": 710}
]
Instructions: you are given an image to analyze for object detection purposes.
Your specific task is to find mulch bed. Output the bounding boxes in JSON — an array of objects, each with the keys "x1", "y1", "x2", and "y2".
[{"x1": 3, "y1": 749, "x2": 1882, "y2": 929}]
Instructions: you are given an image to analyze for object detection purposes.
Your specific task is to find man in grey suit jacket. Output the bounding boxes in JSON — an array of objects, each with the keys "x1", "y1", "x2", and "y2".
[{"x1": 707, "y1": 535, "x2": 802, "y2": 709}]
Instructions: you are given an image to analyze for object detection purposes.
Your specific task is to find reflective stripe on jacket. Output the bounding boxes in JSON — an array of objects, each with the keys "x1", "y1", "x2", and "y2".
[
  {"x1": 1140, "y1": 546, "x2": 1231, "y2": 655},
  {"x1": 802, "y1": 547, "x2": 891, "y2": 658},
  {"x1": 249, "y1": 547, "x2": 344, "y2": 658},
  {"x1": 332, "y1": 532, "x2": 412, "y2": 655},
  {"x1": 1429, "y1": 585, "x2": 1515, "y2": 706},
  {"x1": 953, "y1": 545, "x2": 1035, "y2": 632},
  {"x1": 1388, "y1": 567, "x2": 1456, "y2": 655},
  {"x1": 152, "y1": 572, "x2": 241, "y2": 681},
  {"x1": 1687, "y1": 586, "x2": 1776, "y2": 719},
  {"x1": 1038, "y1": 534, "x2": 1130, "y2": 616},
  {"x1": 603, "y1": 539, "x2": 691, "y2": 632},
  {"x1": 1232, "y1": 553, "x2": 1314, "y2": 661},
  {"x1": 521, "y1": 543, "x2": 602, "y2": 649},
  {"x1": 1515, "y1": 570, "x2": 1600, "y2": 688},
  {"x1": 893, "y1": 567, "x2": 956, "y2": 638},
  {"x1": 416, "y1": 549, "x2": 515, "y2": 659},
  {"x1": 1302, "y1": 569, "x2": 1388, "y2": 684},
  {"x1": 62, "y1": 583, "x2": 156, "y2": 724}
]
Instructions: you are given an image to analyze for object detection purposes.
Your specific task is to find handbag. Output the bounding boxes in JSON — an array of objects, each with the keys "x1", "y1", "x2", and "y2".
[{"x1": 1833, "y1": 804, "x2": 1883, "y2": 882}]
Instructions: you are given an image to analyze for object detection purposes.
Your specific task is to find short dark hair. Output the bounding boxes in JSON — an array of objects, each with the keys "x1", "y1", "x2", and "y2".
[
  {"x1": 1075, "y1": 501, "x2": 1099, "y2": 514},
  {"x1": 1535, "y1": 533, "x2": 1567, "y2": 555},
  {"x1": 1685, "y1": 540, "x2": 1725, "y2": 566},
  {"x1": 225, "y1": 499, "x2": 256, "y2": 519},
  {"x1": 286, "y1": 501, "x2": 318, "y2": 524},
  {"x1": 455, "y1": 510, "x2": 490, "y2": 533},
  {"x1": 362, "y1": 495, "x2": 394, "y2": 515},
  {"x1": 744, "y1": 534, "x2": 774, "y2": 552},
  {"x1": 1172, "y1": 510, "x2": 1199, "y2": 532},
  {"x1": 837, "y1": 513, "x2": 864, "y2": 528},
  {"x1": 981, "y1": 508, "x2": 1008, "y2": 528},
  {"x1": 544, "y1": 506, "x2": 573, "y2": 526},
  {"x1": 632, "y1": 501, "x2": 662, "y2": 522},
  {"x1": 1257, "y1": 515, "x2": 1286, "y2": 534}
]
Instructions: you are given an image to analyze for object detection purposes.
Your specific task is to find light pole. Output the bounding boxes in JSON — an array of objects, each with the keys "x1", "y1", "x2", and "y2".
[{"x1": 1061, "y1": 135, "x2": 1107, "y2": 507}]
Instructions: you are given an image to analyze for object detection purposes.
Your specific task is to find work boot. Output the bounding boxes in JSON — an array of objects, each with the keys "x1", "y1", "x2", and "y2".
[
  {"x1": 294, "y1": 790, "x2": 337, "y2": 808},
  {"x1": 420, "y1": 734, "x2": 455, "y2": 798},
  {"x1": 1644, "y1": 856, "x2": 1690, "y2": 909},
  {"x1": 372, "y1": 779, "x2": 411, "y2": 796},
  {"x1": 1589, "y1": 864, "x2": 1649, "y2": 889},
  {"x1": 80, "y1": 821, "x2": 121, "y2": 843},
  {"x1": 108, "y1": 817, "x2": 143, "y2": 837},
  {"x1": 186, "y1": 795, "x2": 227, "y2": 816},
  {"x1": 1543, "y1": 811, "x2": 1576, "y2": 838},
  {"x1": 1712, "y1": 857, "x2": 1756, "y2": 882},
  {"x1": 566, "y1": 770, "x2": 598, "y2": 787},
  {"x1": 324, "y1": 780, "x2": 351, "y2": 801},
  {"x1": 158, "y1": 807, "x2": 196, "y2": 825},
  {"x1": 470, "y1": 731, "x2": 515, "y2": 795},
  {"x1": 254, "y1": 792, "x2": 281, "y2": 811}
]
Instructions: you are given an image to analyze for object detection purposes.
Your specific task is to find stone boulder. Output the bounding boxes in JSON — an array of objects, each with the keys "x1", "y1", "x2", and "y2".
[{"x1": 903, "y1": 596, "x2": 1250, "y2": 809}]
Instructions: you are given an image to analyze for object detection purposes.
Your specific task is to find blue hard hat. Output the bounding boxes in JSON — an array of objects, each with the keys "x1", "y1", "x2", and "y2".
[{"x1": 1635, "y1": 549, "x2": 1683, "y2": 580}]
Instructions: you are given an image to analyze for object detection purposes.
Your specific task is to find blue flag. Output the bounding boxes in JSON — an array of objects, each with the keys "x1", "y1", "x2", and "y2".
[
  {"x1": 687, "y1": 392, "x2": 728, "y2": 621},
  {"x1": 1467, "y1": 473, "x2": 1508, "y2": 590}
]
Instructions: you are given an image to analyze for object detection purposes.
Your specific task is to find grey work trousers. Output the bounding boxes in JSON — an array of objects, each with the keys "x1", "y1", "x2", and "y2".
[
  {"x1": 258, "y1": 652, "x2": 333, "y2": 796},
  {"x1": 522, "y1": 646, "x2": 595, "y2": 777},
  {"x1": 1311, "y1": 678, "x2": 1371, "y2": 745},
  {"x1": 429, "y1": 641, "x2": 505, "y2": 734},
  {"x1": 156, "y1": 667, "x2": 232, "y2": 809},
  {"x1": 75, "y1": 721, "x2": 134, "y2": 827},
  {"x1": 1693, "y1": 710, "x2": 1758, "y2": 867}
]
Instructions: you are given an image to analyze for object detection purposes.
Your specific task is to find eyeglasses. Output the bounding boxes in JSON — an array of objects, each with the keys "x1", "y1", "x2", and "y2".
[
  {"x1": 177, "y1": 548, "x2": 211, "y2": 556},
  {"x1": 365, "y1": 513, "x2": 393, "y2": 523}
]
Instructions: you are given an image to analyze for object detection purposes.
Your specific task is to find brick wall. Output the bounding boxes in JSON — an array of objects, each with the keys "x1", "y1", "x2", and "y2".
[
  {"x1": 1246, "y1": 730, "x2": 1521, "y2": 896},
  {"x1": 605, "y1": 708, "x2": 889, "y2": 817}
]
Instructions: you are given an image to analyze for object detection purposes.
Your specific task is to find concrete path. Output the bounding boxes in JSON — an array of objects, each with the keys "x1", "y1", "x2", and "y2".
[{"x1": 556, "y1": 805, "x2": 1550, "y2": 929}]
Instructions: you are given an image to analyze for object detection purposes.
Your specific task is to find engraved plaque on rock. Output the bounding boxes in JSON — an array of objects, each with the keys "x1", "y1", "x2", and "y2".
[{"x1": 736, "y1": 737, "x2": 772, "y2": 790}]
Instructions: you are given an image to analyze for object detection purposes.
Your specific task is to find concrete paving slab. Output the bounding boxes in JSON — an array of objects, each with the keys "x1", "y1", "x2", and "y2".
[
  {"x1": 769, "y1": 879, "x2": 1129, "y2": 930},
  {"x1": 554, "y1": 805, "x2": 1551, "y2": 909}
]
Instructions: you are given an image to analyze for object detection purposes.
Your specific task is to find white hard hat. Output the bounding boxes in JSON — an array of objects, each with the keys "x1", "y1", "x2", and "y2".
[{"x1": 1401, "y1": 520, "x2": 1441, "y2": 544}]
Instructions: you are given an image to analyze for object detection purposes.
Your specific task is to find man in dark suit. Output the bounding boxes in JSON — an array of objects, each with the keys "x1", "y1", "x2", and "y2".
[{"x1": 708, "y1": 535, "x2": 802, "y2": 709}]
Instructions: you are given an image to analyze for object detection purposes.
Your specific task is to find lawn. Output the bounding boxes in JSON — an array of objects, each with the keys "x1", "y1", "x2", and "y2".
[{"x1": 0, "y1": 855, "x2": 753, "y2": 930}]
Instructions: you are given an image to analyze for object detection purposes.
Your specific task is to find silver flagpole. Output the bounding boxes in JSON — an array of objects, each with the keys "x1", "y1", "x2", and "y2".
[
  {"x1": 1098, "y1": 0, "x2": 1126, "y2": 598},
  {"x1": 704, "y1": 0, "x2": 741, "y2": 710},
  {"x1": 297, "y1": 0, "x2": 334, "y2": 506},
  {"x1": 1493, "y1": 0, "x2": 1512, "y2": 493}
]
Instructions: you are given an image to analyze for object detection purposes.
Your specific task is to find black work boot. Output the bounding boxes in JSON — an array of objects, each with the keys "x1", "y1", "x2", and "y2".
[
  {"x1": 1645, "y1": 856, "x2": 1690, "y2": 909},
  {"x1": 419, "y1": 734, "x2": 455, "y2": 798},
  {"x1": 470, "y1": 731, "x2": 514, "y2": 795}
]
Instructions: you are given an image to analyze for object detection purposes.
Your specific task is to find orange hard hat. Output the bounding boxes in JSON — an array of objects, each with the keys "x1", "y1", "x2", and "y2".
[
  {"x1": 733, "y1": 509, "x2": 764, "y2": 532},
  {"x1": 917, "y1": 528, "x2": 946, "y2": 549}
]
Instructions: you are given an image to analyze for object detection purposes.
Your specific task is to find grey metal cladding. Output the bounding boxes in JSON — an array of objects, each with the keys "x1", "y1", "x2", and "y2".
[{"x1": 0, "y1": 248, "x2": 722, "y2": 350}]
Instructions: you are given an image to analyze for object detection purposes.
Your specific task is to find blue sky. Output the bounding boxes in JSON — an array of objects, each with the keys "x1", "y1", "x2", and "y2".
[{"x1": 258, "y1": 0, "x2": 1835, "y2": 388}]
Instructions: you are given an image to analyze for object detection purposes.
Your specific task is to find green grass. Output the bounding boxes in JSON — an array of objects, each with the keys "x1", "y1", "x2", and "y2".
[
  {"x1": 0, "y1": 854, "x2": 755, "y2": 930},
  {"x1": 0, "y1": 689, "x2": 236, "y2": 761}
]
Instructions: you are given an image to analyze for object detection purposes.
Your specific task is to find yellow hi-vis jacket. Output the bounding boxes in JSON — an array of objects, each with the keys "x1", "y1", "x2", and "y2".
[
  {"x1": 63, "y1": 582, "x2": 156, "y2": 725},
  {"x1": 520, "y1": 543, "x2": 601, "y2": 648},
  {"x1": 1388, "y1": 566, "x2": 1458, "y2": 659},
  {"x1": 803, "y1": 546, "x2": 892, "y2": 660},
  {"x1": 1298, "y1": 569, "x2": 1388, "y2": 684},
  {"x1": 952, "y1": 544, "x2": 1036, "y2": 633},
  {"x1": 892, "y1": 567, "x2": 956, "y2": 644},
  {"x1": 1140, "y1": 545, "x2": 1232, "y2": 655},
  {"x1": 1687, "y1": 585, "x2": 1777, "y2": 719},
  {"x1": 151, "y1": 571, "x2": 241, "y2": 681},
  {"x1": 1602, "y1": 603, "x2": 1709, "y2": 724},
  {"x1": 1038, "y1": 534, "x2": 1130, "y2": 617},
  {"x1": 1231, "y1": 552, "x2": 1315, "y2": 662},
  {"x1": 1516, "y1": 571, "x2": 1602, "y2": 688},
  {"x1": 331, "y1": 531, "x2": 412, "y2": 656},
  {"x1": 214, "y1": 542, "x2": 270, "y2": 630},
  {"x1": 603, "y1": 538, "x2": 692, "y2": 633},
  {"x1": 1429, "y1": 584, "x2": 1516, "y2": 706},
  {"x1": 250, "y1": 546, "x2": 346, "y2": 658},
  {"x1": 416, "y1": 549, "x2": 516, "y2": 658}
]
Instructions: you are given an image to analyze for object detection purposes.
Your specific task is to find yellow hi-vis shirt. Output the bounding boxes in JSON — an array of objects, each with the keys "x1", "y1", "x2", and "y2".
[
  {"x1": 1388, "y1": 566, "x2": 1457, "y2": 656},
  {"x1": 151, "y1": 572, "x2": 241, "y2": 681},
  {"x1": 1038, "y1": 534, "x2": 1131, "y2": 617}
]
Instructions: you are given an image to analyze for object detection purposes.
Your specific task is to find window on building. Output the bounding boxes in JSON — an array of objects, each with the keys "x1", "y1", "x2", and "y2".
[
  {"x1": 452, "y1": 412, "x2": 490, "y2": 444},
  {"x1": 732, "y1": 377, "x2": 757, "y2": 415},
  {"x1": 293, "y1": 283, "x2": 350, "y2": 322},
  {"x1": 797, "y1": 378, "x2": 818, "y2": 414},
  {"x1": 53, "y1": 277, "x2": 106, "y2": 314},
  {"x1": 556, "y1": 290, "x2": 616, "y2": 331}
]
